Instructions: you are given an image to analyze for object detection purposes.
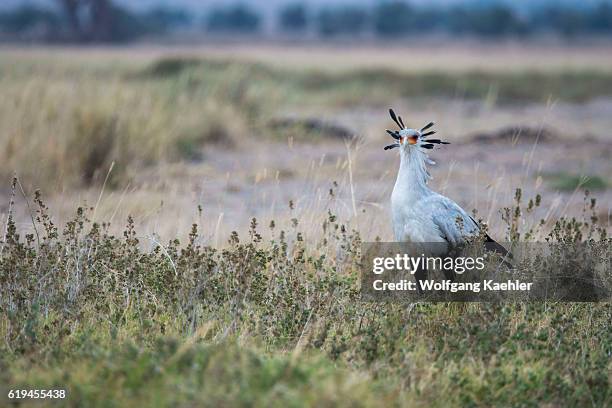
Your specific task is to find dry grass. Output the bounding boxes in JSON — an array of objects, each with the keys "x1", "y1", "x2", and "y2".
[
  {"x1": 0, "y1": 179, "x2": 610, "y2": 407},
  {"x1": 5, "y1": 42, "x2": 612, "y2": 73},
  {"x1": 0, "y1": 58, "x2": 250, "y2": 190},
  {"x1": 0, "y1": 54, "x2": 608, "y2": 273},
  {"x1": 1, "y1": 45, "x2": 611, "y2": 406}
]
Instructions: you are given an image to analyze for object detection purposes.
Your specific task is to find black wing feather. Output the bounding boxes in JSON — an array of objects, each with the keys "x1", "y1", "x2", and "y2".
[{"x1": 468, "y1": 216, "x2": 512, "y2": 262}]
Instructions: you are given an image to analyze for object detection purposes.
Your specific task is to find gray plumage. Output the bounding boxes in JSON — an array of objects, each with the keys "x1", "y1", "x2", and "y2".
[{"x1": 385, "y1": 109, "x2": 494, "y2": 252}]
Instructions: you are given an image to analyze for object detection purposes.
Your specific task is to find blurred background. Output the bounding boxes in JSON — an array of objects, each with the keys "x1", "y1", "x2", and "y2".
[
  {"x1": 1, "y1": 0, "x2": 611, "y2": 242},
  {"x1": 3, "y1": 0, "x2": 612, "y2": 42}
]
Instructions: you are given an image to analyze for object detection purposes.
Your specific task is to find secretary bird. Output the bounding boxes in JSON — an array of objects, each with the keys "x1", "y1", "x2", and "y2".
[{"x1": 384, "y1": 108, "x2": 509, "y2": 286}]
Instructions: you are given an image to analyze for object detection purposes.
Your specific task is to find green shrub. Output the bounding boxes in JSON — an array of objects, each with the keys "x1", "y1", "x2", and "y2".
[
  {"x1": 545, "y1": 172, "x2": 608, "y2": 191},
  {"x1": 0, "y1": 184, "x2": 609, "y2": 406}
]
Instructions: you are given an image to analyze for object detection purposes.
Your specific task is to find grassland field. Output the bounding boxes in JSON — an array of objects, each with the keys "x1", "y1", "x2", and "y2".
[{"x1": 0, "y1": 44, "x2": 611, "y2": 407}]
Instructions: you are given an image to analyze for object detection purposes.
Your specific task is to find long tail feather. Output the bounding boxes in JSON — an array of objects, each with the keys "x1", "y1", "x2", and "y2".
[{"x1": 468, "y1": 216, "x2": 513, "y2": 267}]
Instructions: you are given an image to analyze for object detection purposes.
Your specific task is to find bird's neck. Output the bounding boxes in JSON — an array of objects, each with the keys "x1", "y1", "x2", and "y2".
[{"x1": 394, "y1": 148, "x2": 431, "y2": 198}]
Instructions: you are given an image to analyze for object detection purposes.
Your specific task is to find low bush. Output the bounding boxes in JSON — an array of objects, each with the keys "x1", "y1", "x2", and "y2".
[{"x1": 0, "y1": 183, "x2": 609, "y2": 406}]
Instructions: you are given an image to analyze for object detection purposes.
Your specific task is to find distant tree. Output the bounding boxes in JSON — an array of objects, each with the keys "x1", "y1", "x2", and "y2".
[
  {"x1": 104, "y1": 5, "x2": 149, "y2": 42},
  {"x1": 588, "y1": 2, "x2": 612, "y2": 33},
  {"x1": 448, "y1": 5, "x2": 528, "y2": 37},
  {"x1": 373, "y1": 1, "x2": 414, "y2": 37},
  {"x1": 55, "y1": 0, "x2": 149, "y2": 42},
  {"x1": 317, "y1": 6, "x2": 369, "y2": 37},
  {"x1": 0, "y1": 5, "x2": 60, "y2": 34},
  {"x1": 206, "y1": 4, "x2": 261, "y2": 33},
  {"x1": 278, "y1": 3, "x2": 307, "y2": 32},
  {"x1": 143, "y1": 7, "x2": 192, "y2": 33},
  {"x1": 58, "y1": 0, "x2": 83, "y2": 39},
  {"x1": 533, "y1": 6, "x2": 589, "y2": 38}
]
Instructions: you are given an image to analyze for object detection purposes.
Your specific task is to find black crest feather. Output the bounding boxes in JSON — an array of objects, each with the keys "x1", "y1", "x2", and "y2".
[
  {"x1": 386, "y1": 129, "x2": 401, "y2": 140},
  {"x1": 397, "y1": 115, "x2": 405, "y2": 128},
  {"x1": 389, "y1": 109, "x2": 403, "y2": 129},
  {"x1": 384, "y1": 111, "x2": 449, "y2": 151},
  {"x1": 421, "y1": 122, "x2": 434, "y2": 132},
  {"x1": 425, "y1": 139, "x2": 450, "y2": 145}
]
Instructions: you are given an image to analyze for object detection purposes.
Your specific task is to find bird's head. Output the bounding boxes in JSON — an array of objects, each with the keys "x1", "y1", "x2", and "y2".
[{"x1": 384, "y1": 108, "x2": 449, "y2": 152}]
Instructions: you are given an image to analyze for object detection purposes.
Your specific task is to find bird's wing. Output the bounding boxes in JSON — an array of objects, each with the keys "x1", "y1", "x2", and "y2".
[{"x1": 427, "y1": 195, "x2": 479, "y2": 245}]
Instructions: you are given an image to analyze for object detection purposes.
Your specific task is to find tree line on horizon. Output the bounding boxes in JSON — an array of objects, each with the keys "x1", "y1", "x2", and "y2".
[{"x1": 1, "y1": 0, "x2": 612, "y2": 42}]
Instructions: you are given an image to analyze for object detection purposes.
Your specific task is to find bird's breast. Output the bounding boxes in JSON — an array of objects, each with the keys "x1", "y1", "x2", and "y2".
[{"x1": 391, "y1": 190, "x2": 445, "y2": 244}]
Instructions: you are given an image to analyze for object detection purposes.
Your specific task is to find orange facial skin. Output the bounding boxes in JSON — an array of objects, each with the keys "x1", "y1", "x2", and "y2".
[{"x1": 401, "y1": 135, "x2": 418, "y2": 145}]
